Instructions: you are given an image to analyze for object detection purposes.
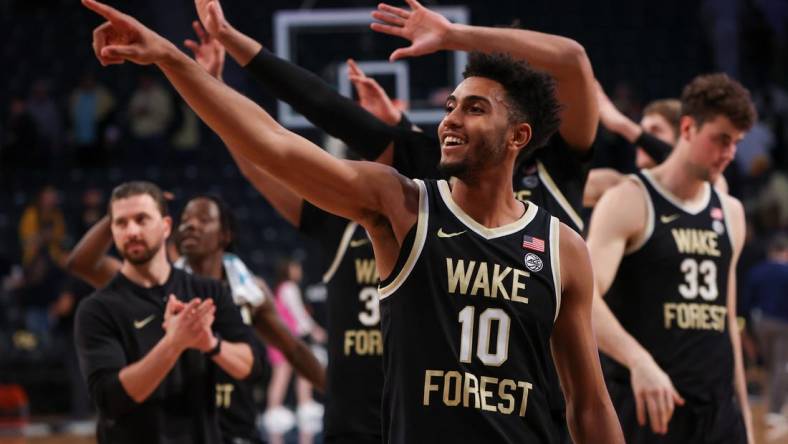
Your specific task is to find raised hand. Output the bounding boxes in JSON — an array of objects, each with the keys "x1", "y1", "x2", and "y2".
[
  {"x1": 347, "y1": 59, "x2": 402, "y2": 125},
  {"x1": 370, "y1": 0, "x2": 453, "y2": 61},
  {"x1": 194, "y1": 0, "x2": 229, "y2": 37},
  {"x1": 184, "y1": 20, "x2": 226, "y2": 80},
  {"x1": 83, "y1": 0, "x2": 176, "y2": 66},
  {"x1": 629, "y1": 357, "x2": 685, "y2": 435}
]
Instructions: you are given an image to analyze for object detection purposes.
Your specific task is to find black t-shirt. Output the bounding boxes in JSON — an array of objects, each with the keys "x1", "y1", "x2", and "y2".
[{"x1": 74, "y1": 268, "x2": 254, "y2": 444}]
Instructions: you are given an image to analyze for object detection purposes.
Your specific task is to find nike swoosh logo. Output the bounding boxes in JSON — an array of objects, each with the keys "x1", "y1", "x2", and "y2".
[
  {"x1": 134, "y1": 315, "x2": 156, "y2": 329},
  {"x1": 660, "y1": 214, "x2": 680, "y2": 224},
  {"x1": 437, "y1": 228, "x2": 467, "y2": 238},
  {"x1": 349, "y1": 238, "x2": 370, "y2": 248}
]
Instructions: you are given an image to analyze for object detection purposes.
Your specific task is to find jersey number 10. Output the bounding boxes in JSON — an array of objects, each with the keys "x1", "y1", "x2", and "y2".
[{"x1": 458, "y1": 306, "x2": 511, "y2": 366}]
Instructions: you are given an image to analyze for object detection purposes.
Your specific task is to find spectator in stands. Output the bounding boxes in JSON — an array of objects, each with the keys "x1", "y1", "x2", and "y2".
[
  {"x1": 19, "y1": 186, "x2": 67, "y2": 268},
  {"x1": 69, "y1": 73, "x2": 115, "y2": 168},
  {"x1": 17, "y1": 186, "x2": 68, "y2": 347},
  {"x1": 265, "y1": 258, "x2": 325, "y2": 444},
  {"x1": 746, "y1": 233, "x2": 788, "y2": 436},
  {"x1": 2, "y1": 96, "x2": 40, "y2": 173},
  {"x1": 27, "y1": 80, "x2": 63, "y2": 165},
  {"x1": 127, "y1": 74, "x2": 173, "y2": 164}
]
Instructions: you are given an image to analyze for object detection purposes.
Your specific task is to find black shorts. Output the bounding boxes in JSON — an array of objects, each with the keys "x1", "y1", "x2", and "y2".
[
  {"x1": 323, "y1": 433, "x2": 381, "y2": 444},
  {"x1": 607, "y1": 380, "x2": 746, "y2": 444}
]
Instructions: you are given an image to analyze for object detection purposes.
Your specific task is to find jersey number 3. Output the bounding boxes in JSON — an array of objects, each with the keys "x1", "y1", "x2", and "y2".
[{"x1": 458, "y1": 306, "x2": 511, "y2": 366}]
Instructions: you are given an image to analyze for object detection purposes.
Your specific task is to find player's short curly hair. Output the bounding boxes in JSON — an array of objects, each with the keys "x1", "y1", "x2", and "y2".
[
  {"x1": 681, "y1": 73, "x2": 756, "y2": 131},
  {"x1": 463, "y1": 52, "x2": 562, "y2": 152}
]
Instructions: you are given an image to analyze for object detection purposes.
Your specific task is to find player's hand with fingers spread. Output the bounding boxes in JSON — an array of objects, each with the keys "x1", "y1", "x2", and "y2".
[
  {"x1": 370, "y1": 0, "x2": 453, "y2": 61},
  {"x1": 184, "y1": 20, "x2": 226, "y2": 80},
  {"x1": 194, "y1": 0, "x2": 230, "y2": 38},
  {"x1": 629, "y1": 356, "x2": 685, "y2": 435},
  {"x1": 83, "y1": 0, "x2": 177, "y2": 66},
  {"x1": 347, "y1": 58, "x2": 402, "y2": 125}
]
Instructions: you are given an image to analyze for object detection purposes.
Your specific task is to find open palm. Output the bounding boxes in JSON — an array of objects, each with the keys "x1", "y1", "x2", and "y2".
[{"x1": 370, "y1": 0, "x2": 452, "y2": 61}]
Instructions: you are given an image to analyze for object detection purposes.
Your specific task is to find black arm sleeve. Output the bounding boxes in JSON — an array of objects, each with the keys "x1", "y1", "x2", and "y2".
[
  {"x1": 634, "y1": 131, "x2": 673, "y2": 164},
  {"x1": 74, "y1": 297, "x2": 137, "y2": 418},
  {"x1": 244, "y1": 49, "x2": 397, "y2": 160},
  {"x1": 211, "y1": 283, "x2": 262, "y2": 381}
]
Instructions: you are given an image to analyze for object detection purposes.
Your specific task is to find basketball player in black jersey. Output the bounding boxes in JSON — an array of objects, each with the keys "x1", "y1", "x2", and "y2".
[
  {"x1": 586, "y1": 73, "x2": 757, "y2": 443},
  {"x1": 185, "y1": 0, "x2": 599, "y2": 439},
  {"x1": 83, "y1": 2, "x2": 624, "y2": 442}
]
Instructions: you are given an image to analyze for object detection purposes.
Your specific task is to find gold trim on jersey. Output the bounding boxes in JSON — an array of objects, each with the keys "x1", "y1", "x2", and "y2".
[
  {"x1": 536, "y1": 161, "x2": 584, "y2": 231},
  {"x1": 624, "y1": 174, "x2": 656, "y2": 255},
  {"x1": 322, "y1": 221, "x2": 358, "y2": 284},
  {"x1": 717, "y1": 189, "x2": 737, "y2": 251},
  {"x1": 549, "y1": 216, "x2": 561, "y2": 322},
  {"x1": 437, "y1": 180, "x2": 539, "y2": 240},
  {"x1": 378, "y1": 179, "x2": 429, "y2": 299},
  {"x1": 641, "y1": 169, "x2": 711, "y2": 215}
]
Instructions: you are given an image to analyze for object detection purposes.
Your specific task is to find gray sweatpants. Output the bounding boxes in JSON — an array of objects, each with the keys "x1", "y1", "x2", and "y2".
[{"x1": 754, "y1": 313, "x2": 788, "y2": 414}]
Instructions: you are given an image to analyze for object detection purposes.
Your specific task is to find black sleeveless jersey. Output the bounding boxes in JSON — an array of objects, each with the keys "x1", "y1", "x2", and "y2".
[
  {"x1": 604, "y1": 170, "x2": 735, "y2": 401},
  {"x1": 300, "y1": 203, "x2": 382, "y2": 443},
  {"x1": 378, "y1": 179, "x2": 564, "y2": 444}
]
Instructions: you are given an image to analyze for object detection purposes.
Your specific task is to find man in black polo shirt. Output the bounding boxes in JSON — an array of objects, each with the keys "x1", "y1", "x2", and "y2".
[{"x1": 75, "y1": 181, "x2": 256, "y2": 444}]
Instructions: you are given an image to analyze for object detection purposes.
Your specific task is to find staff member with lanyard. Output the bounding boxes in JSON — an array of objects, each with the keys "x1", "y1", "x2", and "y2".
[{"x1": 75, "y1": 181, "x2": 257, "y2": 444}]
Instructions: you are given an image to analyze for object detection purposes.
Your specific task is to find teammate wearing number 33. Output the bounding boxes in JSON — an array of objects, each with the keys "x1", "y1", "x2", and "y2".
[{"x1": 586, "y1": 74, "x2": 757, "y2": 444}]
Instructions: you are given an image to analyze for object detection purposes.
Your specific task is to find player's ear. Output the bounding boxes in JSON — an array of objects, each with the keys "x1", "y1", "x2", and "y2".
[
  {"x1": 679, "y1": 115, "x2": 695, "y2": 141},
  {"x1": 162, "y1": 215, "x2": 173, "y2": 238},
  {"x1": 510, "y1": 122, "x2": 532, "y2": 151}
]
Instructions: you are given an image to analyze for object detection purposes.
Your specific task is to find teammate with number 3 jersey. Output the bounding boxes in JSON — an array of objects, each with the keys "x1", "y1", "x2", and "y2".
[{"x1": 587, "y1": 73, "x2": 757, "y2": 444}]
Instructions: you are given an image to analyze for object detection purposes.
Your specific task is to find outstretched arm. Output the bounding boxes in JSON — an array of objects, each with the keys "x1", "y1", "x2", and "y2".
[
  {"x1": 551, "y1": 223, "x2": 624, "y2": 443},
  {"x1": 193, "y1": 0, "x2": 402, "y2": 162},
  {"x1": 83, "y1": 0, "x2": 416, "y2": 277},
  {"x1": 596, "y1": 81, "x2": 672, "y2": 163},
  {"x1": 65, "y1": 215, "x2": 121, "y2": 288},
  {"x1": 183, "y1": 20, "x2": 305, "y2": 227},
  {"x1": 586, "y1": 180, "x2": 684, "y2": 435},
  {"x1": 372, "y1": 0, "x2": 597, "y2": 149}
]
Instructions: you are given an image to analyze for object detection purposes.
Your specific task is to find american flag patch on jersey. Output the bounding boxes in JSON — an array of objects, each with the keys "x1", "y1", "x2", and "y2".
[
  {"x1": 710, "y1": 207, "x2": 723, "y2": 220},
  {"x1": 522, "y1": 235, "x2": 545, "y2": 252}
]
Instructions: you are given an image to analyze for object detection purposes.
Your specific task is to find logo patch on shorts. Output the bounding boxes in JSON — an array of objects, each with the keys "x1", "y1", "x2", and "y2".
[{"x1": 524, "y1": 253, "x2": 543, "y2": 272}]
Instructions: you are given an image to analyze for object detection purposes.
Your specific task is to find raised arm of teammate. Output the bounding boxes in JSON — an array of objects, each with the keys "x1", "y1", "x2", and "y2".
[
  {"x1": 586, "y1": 179, "x2": 685, "y2": 435},
  {"x1": 65, "y1": 215, "x2": 121, "y2": 288},
  {"x1": 83, "y1": 0, "x2": 417, "y2": 280},
  {"x1": 721, "y1": 195, "x2": 755, "y2": 443},
  {"x1": 596, "y1": 81, "x2": 672, "y2": 163},
  {"x1": 193, "y1": 0, "x2": 404, "y2": 163},
  {"x1": 552, "y1": 223, "x2": 625, "y2": 443},
  {"x1": 371, "y1": 0, "x2": 597, "y2": 150}
]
